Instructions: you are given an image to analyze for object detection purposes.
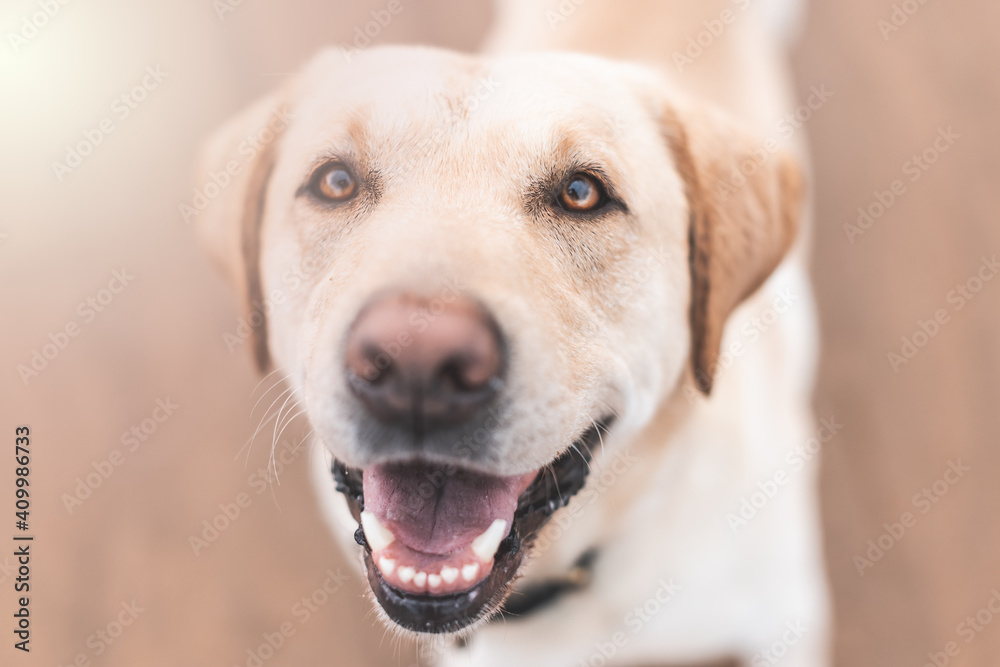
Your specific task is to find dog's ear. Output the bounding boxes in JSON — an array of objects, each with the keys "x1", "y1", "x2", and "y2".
[
  {"x1": 193, "y1": 94, "x2": 292, "y2": 373},
  {"x1": 661, "y1": 100, "x2": 803, "y2": 395}
]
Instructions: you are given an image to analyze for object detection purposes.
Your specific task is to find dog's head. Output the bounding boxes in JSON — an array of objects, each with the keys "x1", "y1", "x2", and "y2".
[{"x1": 195, "y1": 46, "x2": 801, "y2": 635}]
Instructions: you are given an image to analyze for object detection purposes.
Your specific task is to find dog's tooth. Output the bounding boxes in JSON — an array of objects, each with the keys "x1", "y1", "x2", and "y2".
[
  {"x1": 471, "y1": 519, "x2": 508, "y2": 563},
  {"x1": 360, "y1": 511, "x2": 396, "y2": 552},
  {"x1": 377, "y1": 557, "x2": 396, "y2": 576},
  {"x1": 413, "y1": 571, "x2": 427, "y2": 587},
  {"x1": 428, "y1": 574, "x2": 442, "y2": 589},
  {"x1": 440, "y1": 566, "x2": 459, "y2": 584},
  {"x1": 397, "y1": 566, "x2": 415, "y2": 584},
  {"x1": 461, "y1": 563, "x2": 480, "y2": 582}
]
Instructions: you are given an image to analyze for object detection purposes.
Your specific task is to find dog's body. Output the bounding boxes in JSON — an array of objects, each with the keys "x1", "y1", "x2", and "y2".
[
  {"x1": 435, "y1": 3, "x2": 830, "y2": 666},
  {"x1": 197, "y1": 1, "x2": 830, "y2": 665}
]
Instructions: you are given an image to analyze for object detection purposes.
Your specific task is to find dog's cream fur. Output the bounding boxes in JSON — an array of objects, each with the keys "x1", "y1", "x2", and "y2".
[{"x1": 196, "y1": 1, "x2": 830, "y2": 664}]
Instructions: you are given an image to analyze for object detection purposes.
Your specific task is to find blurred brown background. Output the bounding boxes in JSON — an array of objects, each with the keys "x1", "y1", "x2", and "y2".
[{"x1": 1, "y1": 0, "x2": 998, "y2": 665}]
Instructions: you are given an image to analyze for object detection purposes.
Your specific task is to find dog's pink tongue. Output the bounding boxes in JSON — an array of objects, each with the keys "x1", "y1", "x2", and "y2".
[{"x1": 363, "y1": 462, "x2": 535, "y2": 555}]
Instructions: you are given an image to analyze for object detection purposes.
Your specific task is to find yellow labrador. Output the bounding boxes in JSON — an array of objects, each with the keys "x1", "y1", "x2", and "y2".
[{"x1": 195, "y1": 2, "x2": 829, "y2": 664}]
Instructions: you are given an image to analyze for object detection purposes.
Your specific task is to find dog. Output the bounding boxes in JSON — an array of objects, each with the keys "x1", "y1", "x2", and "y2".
[{"x1": 194, "y1": 1, "x2": 830, "y2": 664}]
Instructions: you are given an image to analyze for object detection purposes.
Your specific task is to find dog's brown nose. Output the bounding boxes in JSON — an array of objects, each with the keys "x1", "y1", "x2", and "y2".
[{"x1": 345, "y1": 293, "x2": 504, "y2": 433}]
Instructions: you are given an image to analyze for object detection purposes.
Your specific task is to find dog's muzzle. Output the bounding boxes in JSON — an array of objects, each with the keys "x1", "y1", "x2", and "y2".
[{"x1": 332, "y1": 418, "x2": 612, "y2": 634}]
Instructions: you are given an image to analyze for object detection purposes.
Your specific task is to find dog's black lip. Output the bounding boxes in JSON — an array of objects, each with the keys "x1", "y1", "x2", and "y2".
[
  {"x1": 332, "y1": 417, "x2": 614, "y2": 634},
  {"x1": 361, "y1": 527, "x2": 523, "y2": 634}
]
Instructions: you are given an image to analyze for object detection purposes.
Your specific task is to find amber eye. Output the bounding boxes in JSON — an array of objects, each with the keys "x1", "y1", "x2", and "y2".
[
  {"x1": 558, "y1": 173, "x2": 604, "y2": 212},
  {"x1": 314, "y1": 163, "x2": 357, "y2": 201}
]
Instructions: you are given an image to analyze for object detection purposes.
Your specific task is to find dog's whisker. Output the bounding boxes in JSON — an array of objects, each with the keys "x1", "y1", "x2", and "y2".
[
  {"x1": 238, "y1": 383, "x2": 295, "y2": 465},
  {"x1": 263, "y1": 409, "x2": 303, "y2": 504},
  {"x1": 496, "y1": 605, "x2": 509, "y2": 640},
  {"x1": 260, "y1": 384, "x2": 296, "y2": 429},
  {"x1": 546, "y1": 462, "x2": 563, "y2": 501},
  {"x1": 592, "y1": 418, "x2": 608, "y2": 460},
  {"x1": 249, "y1": 384, "x2": 295, "y2": 452},
  {"x1": 249, "y1": 371, "x2": 293, "y2": 419},
  {"x1": 271, "y1": 388, "x2": 298, "y2": 434},
  {"x1": 293, "y1": 427, "x2": 315, "y2": 454},
  {"x1": 595, "y1": 399, "x2": 622, "y2": 422},
  {"x1": 270, "y1": 407, "x2": 307, "y2": 486},
  {"x1": 568, "y1": 441, "x2": 593, "y2": 472},
  {"x1": 273, "y1": 397, "x2": 303, "y2": 442},
  {"x1": 237, "y1": 409, "x2": 279, "y2": 466},
  {"x1": 363, "y1": 603, "x2": 383, "y2": 628},
  {"x1": 376, "y1": 620, "x2": 395, "y2": 655},
  {"x1": 233, "y1": 374, "x2": 288, "y2": 462},
  {"x1": 269, "y1": 392, "x2": 302, "y2": 483},
  {"x1": 295, "y1": 429, "x2": 317, "y2": 464},
  {"x1": 378, "y1": 624, "x2": 391, "y2": 657},
  {"x1": 265, "y1": 409, "x2": 301, "y2": 496},
  {"x1": 249, "y1": 366, "x2": 285, "y2": 401},
  {"x1": 247, "y1": 368, "x2": 282, "y2": 406}
]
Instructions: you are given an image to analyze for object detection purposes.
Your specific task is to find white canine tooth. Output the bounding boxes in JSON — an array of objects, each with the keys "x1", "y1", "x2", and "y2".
[
  {"x1": 398, "y1": 566, "x2": 415, "y2": 584},
  {"x1": 428, "y1": 574, "x2": 442, "y2": 589},
  {"x1": 440, "y1": 566, "x2": 459, "y2": 584},
  {"x1": 461, "y1": 563, "x2": 480, "y2": 582},
  {"x1": 360, "y1": 511, "x2": 396, "y2": 552},
  {"x1": 377, "y1": 557, "x2": 396, "y2": 576},
  {"x1": 413, "y1": 571, "x2": 427, "y2": 587},
  {"x1": 471, "y1": 519, "x2": 508, "y2": 563}
]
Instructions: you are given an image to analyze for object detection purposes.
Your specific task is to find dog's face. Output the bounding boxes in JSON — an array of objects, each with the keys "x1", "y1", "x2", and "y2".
[{"x1": 196, "y1": 46, "x2": 800, "y2": 635}]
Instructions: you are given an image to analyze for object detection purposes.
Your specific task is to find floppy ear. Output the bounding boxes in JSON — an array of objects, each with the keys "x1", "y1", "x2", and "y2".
[
  {"x1": 193, "y1": 94, "x2": 292, "y2": 373},
  {"x1": 661, "y1": 101, "x2": 804, "y2": 395}
]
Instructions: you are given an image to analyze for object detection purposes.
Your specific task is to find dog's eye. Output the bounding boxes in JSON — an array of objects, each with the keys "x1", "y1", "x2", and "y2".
[
  {"x1": 558, "y1": 173, "x2": 605, "y2": 213},
  {"x1": 313, "y1": 163, "x2": 357, "y2": 201}
]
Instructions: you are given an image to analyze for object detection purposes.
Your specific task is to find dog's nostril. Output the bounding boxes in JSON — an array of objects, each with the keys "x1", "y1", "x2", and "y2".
[
  {"x1": 344, "y1": 292, "x2": 505, "y2": 432},
  {"x1": 437, "y1": 355, "x2": 494, "y2": 393},
  {"x1": 359, "y1": 344, "x2": 393, "y2": 385}
]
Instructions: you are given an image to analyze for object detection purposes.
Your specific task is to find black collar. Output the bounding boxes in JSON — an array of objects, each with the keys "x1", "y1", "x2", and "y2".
[{"x1": 493, "y1": 548, "x2": 600, "y2": 619}]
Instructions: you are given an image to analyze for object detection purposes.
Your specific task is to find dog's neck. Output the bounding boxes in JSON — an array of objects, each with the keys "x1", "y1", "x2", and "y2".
[
  {"x1": 497, "y1": 547, "x2": 600, "y2": 619},
  {"x1": 484, "y1": 0, "x2": 798, "y2": 140},
  {"x1": 501, "y1": 383, "x2": 697, "y2": 595}
]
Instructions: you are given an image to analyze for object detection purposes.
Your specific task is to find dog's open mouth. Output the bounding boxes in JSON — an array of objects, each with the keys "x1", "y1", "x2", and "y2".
[{"x1": 332, "y1": 419, "x2": 612, "y2": 634}]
